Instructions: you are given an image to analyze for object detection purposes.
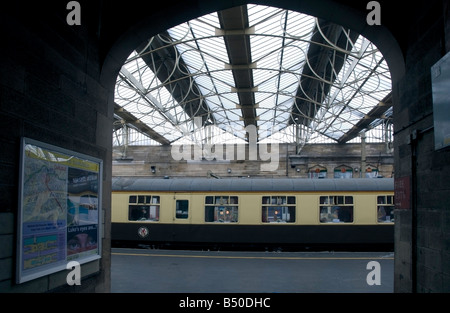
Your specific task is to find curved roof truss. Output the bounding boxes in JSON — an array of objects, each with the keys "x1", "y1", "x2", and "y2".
[{"x1": 114, "y1": 4, "x2": 392, "y2": 147}]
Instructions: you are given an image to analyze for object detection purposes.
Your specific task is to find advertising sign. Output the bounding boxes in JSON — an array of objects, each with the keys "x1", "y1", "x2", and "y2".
[{"x1": 17, "y1": 138, "x2": 102, "y2": 283}]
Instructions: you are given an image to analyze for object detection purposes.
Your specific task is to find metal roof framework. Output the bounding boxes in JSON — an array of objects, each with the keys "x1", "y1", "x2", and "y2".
[{"x1": 114, "y1": 4, "x2": 392, "y2": 148}]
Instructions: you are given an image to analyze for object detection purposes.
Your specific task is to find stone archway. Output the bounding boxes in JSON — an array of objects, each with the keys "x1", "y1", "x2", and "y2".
[{"x1": 99, "y1": 0, "x2": 406, "y2": 291}]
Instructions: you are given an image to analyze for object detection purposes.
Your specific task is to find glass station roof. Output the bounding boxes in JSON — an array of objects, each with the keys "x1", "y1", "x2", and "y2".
[{"x1": 114, "y1": 4, "x2": 392, "y2": 147}]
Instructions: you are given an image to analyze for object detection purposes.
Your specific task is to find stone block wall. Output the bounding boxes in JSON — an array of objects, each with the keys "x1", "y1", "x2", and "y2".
[
  {"x1": 393, "y1": 0, "x2": 450, "y2": 293},
  {"x1": 0, "y1": 3, "x2": 112, "y2": 292},
  {"x1": 112, "y1": 143, "x2": 394, "y2": 179}
]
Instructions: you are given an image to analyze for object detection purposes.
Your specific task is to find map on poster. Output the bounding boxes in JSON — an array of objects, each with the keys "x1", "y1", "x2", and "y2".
[{"x1": 17, "y1": 138, "x2": 102, "y2": 283}]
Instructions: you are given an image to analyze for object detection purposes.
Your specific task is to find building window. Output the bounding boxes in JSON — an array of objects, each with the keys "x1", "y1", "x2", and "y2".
[
  {"x1": 262, "y1": 196, "x2": 296, "y2": 223},
  {"x1": 365, "y1": 164, "x2": 379, "y2": 178},
  {"x1": 377, "y1": 195, "x2": 395, "y2": 223},
  {"x1": 128, "y1": 195, "x2": 160, "y2": 221},
  {"x1": 308, "y1": 165, "x2": 327, "y2": 179},
  {"x1": 205, "y1": 196, "x2": 238, "y2": 223},
  {"x1": 334, "y1": 165, "x2": 353, "y2": 178},
  {"x1": 319, "y1": 196, "x2": 353, "y2": 223}
]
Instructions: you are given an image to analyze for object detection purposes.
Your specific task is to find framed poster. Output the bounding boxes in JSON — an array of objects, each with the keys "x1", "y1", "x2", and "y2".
[{"x1": 17, "y1": 138, "x2": 102, "y2": 284}]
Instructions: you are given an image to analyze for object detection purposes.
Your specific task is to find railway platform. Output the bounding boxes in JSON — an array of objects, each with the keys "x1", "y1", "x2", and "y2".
[{"x1": 111, "y1": 248, "x2": 394, "y2": 293}]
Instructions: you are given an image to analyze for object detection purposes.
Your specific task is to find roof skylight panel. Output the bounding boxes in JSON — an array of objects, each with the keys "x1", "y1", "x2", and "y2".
[
  {"x1": 255, "y1": 90, "x2": 275, "y2": 106},
  {"x1": 276, "y1": 94, "x2": 295, "y2": 109},
  {"x1": 195, "y1": 38, "x2": 228, "y2": 66},
  {"x1": 255, "y1": 72, "x2": 278, "y2": 94},
  {"x1": 137, "y1": 66, "x2": 156, "y2": 90},
  {"x1": 251, "y1": 34, "x2": 283, "y2": 67},
  {"x1": 247, "y1": 4, "x2": 284, "y2": 27},
  {"x1": 249, "y1": 8, "x2": 284, "y2": 59},
  {"x1": 337, "y1": 118, "x2": 357, "y2": 132},
  {"x1": 206, "y1": 94, "x2": 233, "y2": 111},
  {"x1": 280, "y1": 43, "x2": 309, "y2": 72},
  {"x1": 345, "y1": 94, "x2": 364, "y2": 109},
  {"x1": 314, "y1": 123, "x2": 341, "y2": 140},
  {"x1": 210, "y1": 70, "x2": 235, "y2": 89},
  {"x1": 350, "y1": 35, "x2": 366, "y2": 54},
  {"x1": 115, "y1": 4, "x2": 393, "y2": 145},
  {"x1": 189, "y1": 20, "x2": 216, "y2": 38},
  {"x1": 362, "y1": 76, "x2": 384, "y2": 95},
  {"x1": 122, "y1": 58, "x2": 140, "y2": 75},
  {"x1": 168, "y1": 23, "x2": 192, "y2": 42},
  {"x1": 333, "y1": 56, "x2": 355, "y2": 87},
  {"x1": 339, "y1": 109, "x2": 359, "y2": 124},
  {"x1": 168, "y1": 18, "x2": 239, "y2": 130},
  {"x1": 275, "y1": 111, "x2": 291, "y2": 124},
  {"x1": 327, "y1": 84, "x2": 346, "y2": 104},
  {"x1": 378, "y1": 75, "x2": 392, "y2": 90},
  {"x1": 257, "y1": 17, "x2": 283, "y2": 37},
  {"x1": 346, "y1": 106, "x2": 366, "y2": 119},
  {"x1": 177, "y1": 48, "x2": 205, "y2": 74},
  {"x1": 213, "y1": 114, "x2": 244, "y2": 132},
  {"x1": 196, "y1": 12, "x2": 221, "y2": 28},
  {"x1": 359, "y1": 94, "x2": 381, "y2": 110},
  {"x1": 254, "y1": 69, "x2": 281, "y2": 95},
  {"x1": 218, "y1": 92, "x2": 239, "y2": 108},
  {"x1": 117, "y1": 51, "x2": 199, "y2": 139},
  {"x1": 167, "y1": 105, "x2": 191, "y2": 124},
  {"x1": 278, "y1": 72, "x2": 300, "y2": 93},
  {"x1": 257, "y1": 108, "x2": 276, "y2": 123},
  {"x1": 250, "y1": 8, "x2": 317, "y2": 133},
  {"x1": 131, "y1": 55, "x2": 150, "y2": 78},
  {"x1": 257, "y1": 97, "x2": 277, "y2": 120},
  {"x1": 357, "y1": 51, "x2": 379, "y2": 69},
  {"x1": 115, "y1": 83, "x2": 139, "y2": 104},
  {"x1": 285, "y1": 13, "x2": 316, "y2": 39},
  {"x1": 223, "y1": 109, "x2": 243, "y2": 123}
]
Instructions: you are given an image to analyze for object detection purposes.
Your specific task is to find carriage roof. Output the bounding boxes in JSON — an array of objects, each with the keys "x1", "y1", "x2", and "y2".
[{"x1": 111, "y1": 177, "x2": 394, "y2": 192}]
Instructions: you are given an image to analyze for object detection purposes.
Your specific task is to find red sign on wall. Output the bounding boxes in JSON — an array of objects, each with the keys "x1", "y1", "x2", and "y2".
[{"x1": 394, "y1": 176, "x2": 411, "y2": 209}]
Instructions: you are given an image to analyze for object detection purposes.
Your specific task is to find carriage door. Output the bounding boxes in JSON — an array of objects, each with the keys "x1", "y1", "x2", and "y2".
[{"x1": 174, "y1": 197, "x2": 190, "y2": 222}]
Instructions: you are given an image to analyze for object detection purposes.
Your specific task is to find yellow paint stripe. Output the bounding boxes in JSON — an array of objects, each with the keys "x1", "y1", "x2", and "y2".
[{"x1": 112, "y1": 252, "x2": 394, "y2": 261}]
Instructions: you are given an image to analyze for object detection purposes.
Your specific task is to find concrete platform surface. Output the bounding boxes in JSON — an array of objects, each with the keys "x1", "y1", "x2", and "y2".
[{"x1": 111, "y1": 248, "x2": 394, "y2": 293}]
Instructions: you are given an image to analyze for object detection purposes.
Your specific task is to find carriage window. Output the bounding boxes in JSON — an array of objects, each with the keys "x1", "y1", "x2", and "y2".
[
  {"x1": 320, "y1": 196, "x2": 353, "y2": 223},
  {"x1": 176, "y1": 200, "x2": 189, "y2": 219},
  {"x1": 262, "y1": 196, "x2": 296, "y2": 223},
  {"x1": 204, "y1": 196, "x2": 238, "y2": 223},
  {"x1": 377, "y1": 195, "x2": 395, "y2": 223},
  {"x1": 128, "y1": 195, "x2": 160, "y2": 221}
]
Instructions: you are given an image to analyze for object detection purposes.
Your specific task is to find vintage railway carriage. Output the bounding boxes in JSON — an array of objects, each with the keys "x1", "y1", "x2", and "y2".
[{"x1": 111, "y1": 177, "x2": 394, "y2": 251}]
